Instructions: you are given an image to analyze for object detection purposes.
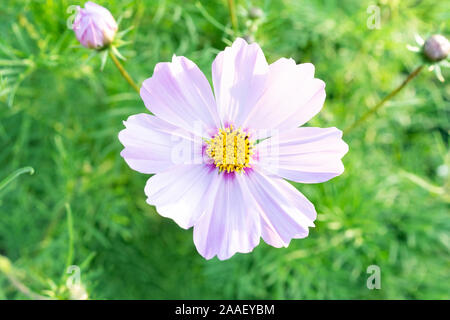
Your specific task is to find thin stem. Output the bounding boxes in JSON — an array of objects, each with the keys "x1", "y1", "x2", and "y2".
[
  {"x1": 227, "y1": 0, "x2": 238, "y2": 33},
  {"x1": 64, "y1": 203, "x2": 74, "y2": 271},
  {"x1": 0, "y1": 166, "x2": 34, "y2": 192},
  {"x1": 0, "y1": 255, "x2": 50, "y2": 300},
  {"x1": 195, "y1": 2, "x2": 233, "y2": 36},
  {"x1": 344, "y1": 65, "x2": 423, "y2": 134},
  {"x1": 108, "y1": 49, "x2": 140, "y2": 94},
  {"x1": 7, "y1": 273, "x2": 50, "y2": 300}
]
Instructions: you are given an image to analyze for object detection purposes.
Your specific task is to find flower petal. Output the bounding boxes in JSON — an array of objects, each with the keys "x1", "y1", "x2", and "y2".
[
  {"x1": 141, "y1": 55, "x2": 221, "y2": 135},
  {"x1": 256, "y1": 127, "x2": 348, "y2": 183},
  {"x1": 145, "y1": 165, "x2": 221, "y2": 229},
  {"x1": 243, "y1": 58, "x2": 325, "y2": 136},
  {"x1": 118, "y1": 113, "x2": 202, "y2": 174},
  {"x1": 193, "y1": 173, "x2": 261, "y2": 260},
  {"x1": 212, "y1": 38, "x2": 269, "y2": 127},
  {"x1": 245, "y1": 169, "x2": 316, "y2": 248}
]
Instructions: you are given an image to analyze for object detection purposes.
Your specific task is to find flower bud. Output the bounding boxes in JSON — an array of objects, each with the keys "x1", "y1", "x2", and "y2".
[
  {"x1": 248, "y1": 7, "x2": 264, "y2": 20},
  {"x1": 243, "y1": 34, "x2": 255, "y2": 43},
  {"x1": 72, "y1": 2, "x2": 118, "y2": 50},
  {"x1": 423, "y1": 34, "x2": 450, "y2": 62}
]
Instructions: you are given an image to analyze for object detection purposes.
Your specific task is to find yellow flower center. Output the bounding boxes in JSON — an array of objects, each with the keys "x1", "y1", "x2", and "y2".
[{"x1": 206, "y1": 125, "x2": 253, "y2": 173}]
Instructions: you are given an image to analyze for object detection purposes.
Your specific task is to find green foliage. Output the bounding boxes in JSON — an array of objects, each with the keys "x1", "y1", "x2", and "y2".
[{"x1": 0, "y1": 0, "x2": 448, "y2": 299}]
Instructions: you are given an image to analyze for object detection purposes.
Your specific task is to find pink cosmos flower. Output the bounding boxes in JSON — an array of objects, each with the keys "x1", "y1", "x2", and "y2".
[
  {"x1": 119, "y1": 38, "x2": 348, "y2": 260},
  {"x1": 73, "y1": 2, "x2": 118, "y2": 49}
]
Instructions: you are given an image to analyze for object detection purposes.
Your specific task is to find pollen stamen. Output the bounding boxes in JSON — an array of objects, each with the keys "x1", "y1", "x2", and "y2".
[{"x1": 206, "y1": 125, "x2": 253, "y2": 173}]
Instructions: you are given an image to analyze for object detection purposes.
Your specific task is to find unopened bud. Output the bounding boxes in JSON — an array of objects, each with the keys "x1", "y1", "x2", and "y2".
[
  {"x1": 243, "y1": 35, "x2": 255, "y2": 43},
  {"x1": 423, "y1": 34, "x2": 450, "y2": 62},
  {"x1": 248, "y1": 7, "x2": 264, "y2": 20},
  {"x1": 72, "y1": 2, "x2": 118, "y2": 50}
]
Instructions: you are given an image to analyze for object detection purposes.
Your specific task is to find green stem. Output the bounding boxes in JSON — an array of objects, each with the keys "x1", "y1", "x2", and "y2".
[
  {"x1": 64, "y1": 203, "x2": 74, "y2": 270},
  {"x1": 0, "y1": 166, "x2": 34, "y2": 192},
  {"x1": 227, "y1": 0, "x2": 239, "y2": 33},
  {"x1": 108, "y1": 50, "x2": 140, "y2": 94},
  {"x1": 344, "y1": 65, "x2": 424, "y2": 134},
  {"x1": 0, "y1": 255, "x2": 50, "y2": 300},
  {"x1": 195, "y1": 2, "x2": 233, "y2": 36}
]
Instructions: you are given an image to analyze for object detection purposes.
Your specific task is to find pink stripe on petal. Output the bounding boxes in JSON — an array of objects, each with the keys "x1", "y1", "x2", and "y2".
[
  {"x1": 278, "y1": 80, "x2": 326, "y2": 129},
  {"x1": 212, "y1": 38, "x2": 269, "y2": 127},
  {"x1": 243, "y1": 58, "x2": 325, "y2": 135},
  {"x1": 193, "y1": 173, "x2": 261, "y2": 260},
  {"x1": 140, "y1": 56, "x2": 220, "y2": 135},
  {"x1": 145, "y1": 165, "x2": 221, "y2": 229},
  {"x1": 256, "y1": 127, "x2": 349, "y2": 183},
  {"x1": 118, "y1": 113, "x2": 201, "y2": 174},
  {"x1": 244, "y1": 169, "x2": 316, "y2": 248}
]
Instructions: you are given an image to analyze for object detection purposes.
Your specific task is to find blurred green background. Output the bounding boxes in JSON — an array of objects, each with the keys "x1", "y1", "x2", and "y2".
[{"x1": 0, "y1": 0, "x2": 449, "y2": 299}]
